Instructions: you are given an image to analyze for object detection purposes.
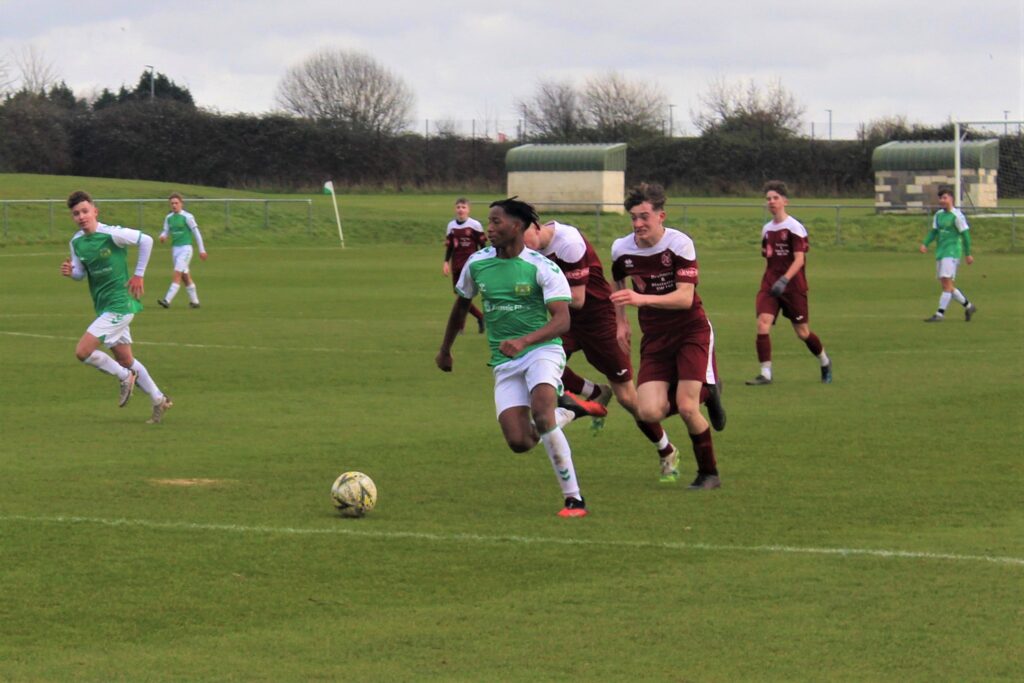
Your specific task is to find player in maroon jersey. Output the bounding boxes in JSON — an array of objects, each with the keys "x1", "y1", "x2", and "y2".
[
  {"x1": 442, "y1": 198, "x2": 487, "y2": 333},
  {"x1": 608, "y1": 183, "x2": 725, "y2": 490},
  {"x1": 523, "y1": 218, "x2": 693, "y2": 466},
  {"x1": 745, "y1": 180, "x2": 832, "y2": 386}
]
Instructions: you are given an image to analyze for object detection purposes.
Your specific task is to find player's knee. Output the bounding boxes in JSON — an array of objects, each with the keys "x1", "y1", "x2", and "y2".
[
  {"x1": 506, "y1": 436, "x2": 534, "y2": 453},
  {"x1": 635, "y1": 402, "x2": 668, "y2": 423}
]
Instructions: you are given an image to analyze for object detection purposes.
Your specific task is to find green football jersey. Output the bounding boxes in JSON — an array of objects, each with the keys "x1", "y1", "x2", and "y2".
[
  {"x1": 926, "y1": 209, "x2": 971, "y2": 260},
  {"x1": 163, "y1": 210, "x2": 198, "y2": 247},
  {"x1": 456, "y1": 247, "x2": 572, "y2": 366},
  {"x1": 70, "y1": 225, "x2": 144, "y2": 315}
]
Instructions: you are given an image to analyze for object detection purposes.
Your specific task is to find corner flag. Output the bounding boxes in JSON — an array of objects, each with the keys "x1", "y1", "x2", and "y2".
[{"x1": 323, "y1": 180, "x2": 345, "y2": 248}]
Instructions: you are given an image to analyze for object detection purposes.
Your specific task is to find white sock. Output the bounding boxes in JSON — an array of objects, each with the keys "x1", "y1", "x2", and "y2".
[
  {"x1": 130, "y1": 359, "x2": 164, "y2": 403},
  {"x1": 186, "y1": 284, "x2": 199, "y2": 304},
  {"x1": 84, "y1": 350, "x2": 129, "y2": 379},
  {"x1": 580, "y1": 379, "x2": 595, "y2": 398},
  {"x1": 540, "y1": 427, "x2": 581, "y2": 500},
  {"x1": 656, "y1": 433, "x2": 670, "y2": 450},
  {"x1": 165, "y1": 283, "x2": 180, "y2": 303},
  {"x1": 554, "y1": 407, "x2": 575, "y2": 429},
  {"x1": 951, "y1": 289, "x2": 967, "y2": 305},
  {"x1": 938, "y1": 292, "x2": 952, "y2": 312},
  {"x1": 818, "y1": 351, "x2": 830, "y2": 367},
  {"x1": 760, "y1": 362, "x2": 773, "y2": 380}
]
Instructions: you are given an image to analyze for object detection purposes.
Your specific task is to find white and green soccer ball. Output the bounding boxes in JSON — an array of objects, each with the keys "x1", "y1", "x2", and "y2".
[{"x1": 330, "y1": 471, "x2": 377, "y2": 518}]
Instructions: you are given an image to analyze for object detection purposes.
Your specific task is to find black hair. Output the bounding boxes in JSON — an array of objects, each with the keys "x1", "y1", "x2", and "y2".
[{"x1": 489, "y1": 196, "x2": 539, "y2": 230}]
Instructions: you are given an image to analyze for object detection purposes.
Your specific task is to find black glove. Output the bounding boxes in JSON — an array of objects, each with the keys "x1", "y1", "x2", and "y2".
[{"x1": 770, "y1": 276, "x2": 789, "y2": 297}]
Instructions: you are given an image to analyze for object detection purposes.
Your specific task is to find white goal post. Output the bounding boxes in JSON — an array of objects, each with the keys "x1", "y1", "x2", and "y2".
[{"x1": 953, "y1": 119, "x2": 1024, "y2": 209}]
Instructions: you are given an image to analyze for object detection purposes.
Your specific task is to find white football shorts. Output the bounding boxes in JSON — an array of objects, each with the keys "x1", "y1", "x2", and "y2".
[
  {"x1": 172, "y1": 245, "x2": 194, "y2": 273},
  {"x1": 86, "y1": 312, "x2": 134, "y2": 347},
  {"x1": 936, "y1": 257, "x2": 959, "y2": 280},
  {"x1": 492, "y1": 344, "x2": 566, "y2": 417}
]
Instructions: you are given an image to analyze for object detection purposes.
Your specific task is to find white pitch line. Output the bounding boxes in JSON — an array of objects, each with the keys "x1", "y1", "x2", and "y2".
[
  {"x1": 0, "y1": 330, "x2": 392, "y2": 354},
  {"x1": 2, "y1": 514, "x2": 1021, "y2": 568},
  {"x1": 0, "y1": 330, "x2": 985, "y2": 358}
]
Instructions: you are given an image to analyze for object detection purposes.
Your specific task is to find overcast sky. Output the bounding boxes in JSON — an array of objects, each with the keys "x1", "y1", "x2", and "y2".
[{"x1": 2, "y1": 0, "x2": 1021, "y2": 138}]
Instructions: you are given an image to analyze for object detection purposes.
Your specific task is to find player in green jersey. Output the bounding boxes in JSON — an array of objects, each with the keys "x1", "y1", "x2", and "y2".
[
  {"x1": 920, "y1": 187, "x2": 977, "y2": 322},
  {"x1": 436, "y1": 197, "x2": 606, "y2": 517},
  {"x1": 60, "y1": 191, "x2": 173, "y2": 423},
  {"x1": 157, "y1": 193, "x2": 207, "y2": 309}
]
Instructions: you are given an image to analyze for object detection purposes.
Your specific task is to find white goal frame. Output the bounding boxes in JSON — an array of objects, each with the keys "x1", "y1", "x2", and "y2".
[{"x1": 954, "y1": 119, "x2": 1024, "y2": 207}]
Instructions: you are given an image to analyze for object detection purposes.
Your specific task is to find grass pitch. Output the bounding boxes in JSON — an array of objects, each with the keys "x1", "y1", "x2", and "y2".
[{"x1": 0, "y1": 180, "x2": 1022, "y2": 680}]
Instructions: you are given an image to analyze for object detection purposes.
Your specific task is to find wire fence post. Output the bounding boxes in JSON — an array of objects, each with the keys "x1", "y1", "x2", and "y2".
[{"x1": 1013, "y1": 208, "x2": 1018, "y2": 250}]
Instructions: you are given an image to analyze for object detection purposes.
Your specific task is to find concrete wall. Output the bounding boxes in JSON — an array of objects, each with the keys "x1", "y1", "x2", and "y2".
[
  {"x1": 507, "y1": 170, "x2": 625, "y2": 214},
  {"x1": 875, "y1": 168, "x2": 997, "y2": 210}
]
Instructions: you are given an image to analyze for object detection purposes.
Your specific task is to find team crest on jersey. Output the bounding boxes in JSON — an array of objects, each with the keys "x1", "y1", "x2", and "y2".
[
  {"x1": 661, "y1": 252, "x2": 672, "y2": 267},
  {"x1": 623, "y1": 258, "x2": 634, "y2": 269},
  {"x1": 514, "y1": 282, "x2": 532, "y2": 296},
  {"x1": 99, "y1": 247, "x2": 111, "y2": 259}
]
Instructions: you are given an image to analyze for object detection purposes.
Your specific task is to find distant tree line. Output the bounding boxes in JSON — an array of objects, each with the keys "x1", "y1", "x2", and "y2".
[{"x1": 1, "y1": 67, "x2": 1020, "y2": 197}]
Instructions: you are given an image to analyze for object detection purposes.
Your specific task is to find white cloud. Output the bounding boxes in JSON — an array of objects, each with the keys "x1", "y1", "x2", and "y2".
[{"x1": 1, "y1": 0, "x2": 1020, "y2": 135}]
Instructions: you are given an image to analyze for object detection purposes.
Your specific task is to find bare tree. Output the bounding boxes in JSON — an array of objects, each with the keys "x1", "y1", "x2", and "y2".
[
  {"x1": 275, "y1": 48, "x2": 414, "y2": 135},
  {"x1": 692, "y1": 77, "x2": 804, "y2": 137},
  {"x1": 0, "y1": 56, "x2": 16, "y2": 95},
  {"x1": 580, "y1": 72, "x2": 667, "y2": 140},
  {"x1": 516, "y1": 79, "x2": 584, "y2": 140},
  {"x1": 11, "y1": 45, "x2": 59, "y2": 93}
]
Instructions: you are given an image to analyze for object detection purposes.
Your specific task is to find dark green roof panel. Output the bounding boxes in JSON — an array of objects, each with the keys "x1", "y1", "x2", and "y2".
[
  {"x1": 506, "y1": 143, "x2": 627, "y2": 172},
  {"x1": 872, "y1": 140, "x2": 999, "y2": 171}
]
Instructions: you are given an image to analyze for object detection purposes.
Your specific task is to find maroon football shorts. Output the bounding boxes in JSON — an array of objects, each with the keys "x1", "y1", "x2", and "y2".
[
  {"x1": 756, "y1": 289, "x2": 810, "y2": 324},
  {"x1": 636, "y1": 319, "x2": 717, "y2": 386},
  {"x1": 563, "y1": 316, "x2": 634, "y2": 384}
]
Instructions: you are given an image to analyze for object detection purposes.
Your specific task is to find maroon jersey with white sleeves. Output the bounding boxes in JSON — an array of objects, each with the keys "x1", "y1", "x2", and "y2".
[
  {"x1": 760, "y1": 216, "x2": 809, "y2": 293},
  {"x1": 610, "y1": 227, "x2": 707, "y2": 337},
  {"x1": 535, "y1": 222, "x2": 613, "y2": 325},
  {"x1": 445, "y1": 218, "x2": 486, "y2": 274}
]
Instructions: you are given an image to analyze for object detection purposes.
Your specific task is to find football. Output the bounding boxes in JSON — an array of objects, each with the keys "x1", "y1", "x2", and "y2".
[{"x1": 330, "y1": 471, "x2": 377, "y2": 517}]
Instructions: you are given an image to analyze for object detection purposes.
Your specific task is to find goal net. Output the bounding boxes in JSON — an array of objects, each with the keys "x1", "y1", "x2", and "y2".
[{"x1": 954, "y1": 120, "x2": 1024, "y2": 212}]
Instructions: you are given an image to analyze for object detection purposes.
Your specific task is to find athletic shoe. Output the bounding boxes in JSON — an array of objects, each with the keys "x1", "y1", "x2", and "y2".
[
  {"x1": 118, "y1": 370, "x2": 137, "y2": 408},
  {"x1": 477, "y1": 316, "x2": 485, "y2": 333},
  {"x1": 659, "y1": 446, "x2": 680, "y2": 483},
  {"x1": 686, "y1": 472, "x2": 721, "y2": 491},
  {"x1": 965, "y1": 303, "x2": 977, "y2": 322},
  {"x1": 189, "y1": 302, "x2": 201, "y2": 309},
  {"x1": 589, "y1": 383, "x2": 614, "y2": 433},
  {"x1": 146, "y1": 396, "x2": 173, "y2": 424},
  {"x1": 923, "y1": 314, "x2": 943, "y2": 322},
  {"x1": 558, "y1": 391, "x2": 608, "y2": 420},
  {"x1": 558, "y1": 496, "x2": 588, "y2": 518},
  {"x1": 745, "y1": 374, "x2": 772, "y2": 386},
  {"x1": 705, "y1": 382, "x2": 726, "y2": 431},
  {"x1": 821, "y1": 362, "x2": 833, "y2": 384},
  {"x1": 157, "y1": 299, "x2": 170, "y2": 308}
]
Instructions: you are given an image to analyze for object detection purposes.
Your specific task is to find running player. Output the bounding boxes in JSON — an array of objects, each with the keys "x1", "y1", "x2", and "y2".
[
  {"x1": 60, "y1": 190, "x2": 173, "y2": 424},
  {"x1": 746, "y1": 180, "x2": 832, "y2": 385},
  {"x1": 524, "y1": 219, "x2": 716, "y2": 476},
  {"x1": 609, "y1": 183, "x2": 724, "y2": 490},
  {"x1": 920, "y1": 186, "x2": 977, "y2": 322},
  {"x1": 436, "y1": 197, "x2": 606, "y2": 517},
  {"x1": 157, "y1": 192, "x2": 207, "y2": 309},
  {"x1": 442, "y1": 197, "x2": 487, "y2": 333}
]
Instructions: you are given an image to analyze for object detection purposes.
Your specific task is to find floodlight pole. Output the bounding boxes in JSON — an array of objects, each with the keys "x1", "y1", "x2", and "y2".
[
  {"x1": 145, "y1": 64, "x2": 155, "y2": 101},
  {"x1": 668, "y1": 104, "x2": 676, "y2": 137},
  {"x1": 826, "y1": 109, "x2": 833, "y2": 141}
]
